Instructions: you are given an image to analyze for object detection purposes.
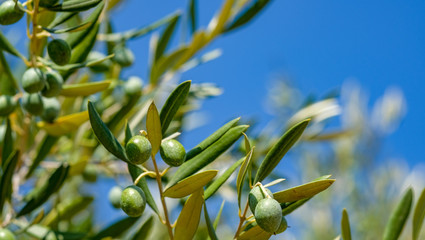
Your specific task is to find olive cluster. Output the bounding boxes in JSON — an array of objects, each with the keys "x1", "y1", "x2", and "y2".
[{"x1": 249, "y1": 185, "x2": 288, "y2": 234}]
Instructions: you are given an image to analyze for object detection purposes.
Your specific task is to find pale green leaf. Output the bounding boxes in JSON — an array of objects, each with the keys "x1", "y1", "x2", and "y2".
[
  {"x1": 413, "y1": 188, "x2": 425, "y2": 240},
  {"x1": 383, "y1": 188, "x2": 413, "y2": 240},
  {"x1": 174, "y1": 189, "x2": 204, "y2": 240},
  {"x1": 164, "y1": 170, "x2": 217, "y2": 198},
  {"x1": 37, "y1": 111, "x2": 89, "y2": 136},
  {"x1": 341, "y1": 208, "x2": 352, "y2": 240},
  {"x1": 237, "y1": 148, "x2": 254, "y2": 208},
  {"x1": 146, "y1": 102, "x2": 162, "y2": 155},
  {"x1": 237, "y1": 225, "x2": 271, "y2": 240},
  {"x1": 273, "y1": 179, "x2": 335, "y2": 203}
]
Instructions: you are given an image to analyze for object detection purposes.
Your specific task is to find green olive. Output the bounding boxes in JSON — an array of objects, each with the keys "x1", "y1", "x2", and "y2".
[
  {"x1": 160, "y1": 139, "x2": 186, "y2": 167},
  {"x1": 124, "y1": 76, "x2": 143, "y2": 96},
  {"x1": 125, "y1": 135, "x2": 152, "y2": 164},
  {"x1": 254, "y1": 198, "x2": 282, "y2": 233},
  {"x1": 42, "y1": 70, "x2": 63, "y2": 98},
  {"x1": 22, "y1": 68, "x2": 45, "y2": 93},
  {"x1": 0, "y1": 95, "x2": 17, "y2": 116},
  {"x1": 120, "y1": 185, "x2": 146, "y2": 217},
  {"x1": 0, "y1": 228, "x2": 15, "y2": 240},
  {"x1": 47, "y1": 39, "x2": 71, "y2": 66},
  {"x1": 108, "y1": 186, "x2": 123, "y2": 209},
  {"x1": 39, "y1": 0, "x2": 59, "y2": 7},
  {"x1": 82, "y1": 164, "x2": 98, "y2": 183},
  {"x1": 41, "y1": 97, "x2": 60, "y2": 123},
  {"x1": 0, "y1": 1, "x2": 24, "y2": 25},
  {"x1": 113, "y1": 45, "x2": 134, "y2": 67},
  {"x1": 22, "y1": 93, "x2": 44, "y2": 116},
  {"x1": 275, "y1": 216, "x2": 288, "y2": 234},
  {"x1": 248, "y1": 186, "x2": 273, "y2": 214},
  {"x1": 87, "y1": 51, "x2": 112, "y2": 73}
]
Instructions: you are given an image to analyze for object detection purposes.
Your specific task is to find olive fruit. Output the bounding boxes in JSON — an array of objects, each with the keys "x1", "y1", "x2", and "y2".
[
  {"x1": 22, "y1": 93, "x2": 44, "y2": 115},
  {"x1": 160, "y1": 139, "x2": 186, "y2": 167},
  {"x1": 113, "y1": 45, "x2": 134, "y2": 67},
  {"x1": 42, "y1": 70, "x2": 63, "y2": 97},
  {"x1": 108, "y1": 186, "x2": 122, "y2": 209},
  {"x1": 248, "y1": 186, "x2": 273, "y2": 213},
  {"x1": 124, "y1": 76, "x2": 143, "y2": 96},
  {"x1": 120, "y1": 185, "x2": 146, "y2": 217},
  {"x1": 0, "y1": 228, "x2": 15, "y2": 240},
  {"x1": 275, "y1": 216, "x2": 288, "y2": 234},
  {"x1": 22, "y1": 68, "x2": 45, "y2": 93},
  {"x1": 0, "y1": 1, "x2": 24, "y2": 25},
  {"x1": 41, "y1": 97, "x2": 60, "y2": 123},
  {"x1": 125, "y1": 135, "x2": 152, "y2": 164},
  {"x1": 47, "y1": 39, "x2": 71, "y2": 66},
  {"x1": 254, "y1": 198, "x2": 282, "y2": 233},
  {"x1": 82, "y1": 164, "x2": 98, "y2": 182},
  {"x1": 0, "y1": 95, "x2": 17, "y2": 116},
  {"x1": 39, "y1": 0, "x2": 59, "y2": 7},
  {"x1": 87, "y1": 51, "x2": 112, "y2": 73}
]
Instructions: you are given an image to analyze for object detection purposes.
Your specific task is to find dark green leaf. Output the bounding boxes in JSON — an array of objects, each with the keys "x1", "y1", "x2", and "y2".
[
  {"x1": 128, "y1": 164, "x2": 160, "y2": 215},
  {"x1": 26, "y1": 135, "x2": 60, "y2": 179},
  {"x1": 204, "y1": 203, "x2": 218, "y2": 240},
  {"x1": 0, "y1": 51, "x2": 18, "y2": 95},
  {"x1": 159, "y1": 80, "x2": 191, "y2": 135},
  {"x1": 1, "y1": 118, "x2": 13, "y2": 167},
  {"x1": 254, "y1": 119, "x2": 310, "y2": 183},
  {"x1": 186, "y1": 117, "x2": 240, "y2": 161},
  {"x1": 167, "y1": 125, "x2": 248, "y2": 188},
  {"x1": 131, "y1": 216, "x2": 154, "y2": 240},
  {"x1": 92, "y1": 217, "x2": 139, "y2": 239},
  {"x1": 224, "y1": 0, "x2": 271, "y2": 33},
  {"x1": 48, "y1": 12, "x2": 78, "y2": 28},
  {"x1": 0, "y1": 31, "x2": 24, "y2": 58},
  {"x1": 0, "y1": 151, "x2": 19, "y2": 215},
  {"x1": 281, "y1": 198, "x2": 311, "y2": 216},
  {"x1": 146, "y1": 102, "x2": 162, "y2": 155},
  {"x1": 106, "y1": 88, "x2": 141, "y2": 134},
  {"x1": 237, "y1": 148, "x2": 254, "y2": 208},
  {"x1": 341, "y1": 208, "x2": 352, "y2": 240},
  {"x1": 188, "y1": 0, "x2": 197, "y2": 34},
  {"x1": 43, "y1": 196, "x2": 94, "y2": 227},
  {"x1": 125, "y1": 120, "x2": 132, "y2": 146},
  {"x1": 67, "y1": 22, "x2": 100, "y2": 68},
  {"x1": 413, "y1": 187, "x2": 425, "y2": 240},
  {"x1": 383, "y1": 188, "x2": 413, "y2": 240},
  {"x1": 43, "y1": 21, "x2": 91, "y2": 34},
  {"x1": 154, "y1": 14, "x2": 180, "y2": 62},
  {"x1": 47, "y1": 0, "x2": 103, "y2": 12}
]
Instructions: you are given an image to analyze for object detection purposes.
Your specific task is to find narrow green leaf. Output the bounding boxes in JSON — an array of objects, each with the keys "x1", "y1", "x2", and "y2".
[
  {"x1": 164, "y1": 170, "x2": 217, "y2": 198},
  {"x1": 47, "y1": 0, "x2": 103, "y2": 12},
  {"x1": 237, "y1": 148, "x2": 254, "y2": 208},
  {"x1": 0, "y1": 151, "x2": 19, "y2": 215},
  {"x1": 0, "y1": 31, "x2": 24, "y2": 58},
  {"x1": 68, "y1": 22, "x2": 100, "y2": 67},
  {"x1": 106, "y1": 89, "x2": 141, "y2": 133},
  {"x1": 238, "y1": 225, "x2": 272, "y2": 240},
  {"x1": 204, "y1": 157, "x2": 245, "y2": 200},
  {"x1": 204, "y1": 203, "x2": 218, "y2": 240},
  {"x1": 150, "y1": 47, "x2": 189, "y2": 86},
  {"x1": 273, "y1": 179, "x2": 335, "y2": 203},
  {"x1": 341, "y1": 208, "x2": 352, "y2": 240},
  {"x1": 186, "y1": 117, "x2": 240, "y2": 161},
  {"x1": 213, "y1": 200, "x2": 225, "y2": 229},
  {"x1": 1, "y1": 118, "x2": 13, "y2": 167},
  {"x1": 167, "y1": 125, "x2": 249, "y2": 188},
  {"x1": 254, "y1": 119, "x2": 310, "y2": 183},
  {"x1": 188, "y1": 0, "x2": 197, "y2": 34},
  {"x1": 154, "y1": 14, "x2": 180, "y2": 62},
  {"x1": 281, "y1": 198, "x2": 311, "y2": 216},
  {"x1": 174, "y1": 189, "x2": 204, "y2": 240},
  {"x1": 0, "y1": 50, "x2": 18, "y2": 94},
  {"x1": 43, "y1": 196, "x2": 94, "y2": 227},
  {"x1": 209, "y1": 0, "x2": 235, "y2": 39},
  {"x1": 224, "y1": 0, "x2": 271, "y2": 33},
  {"x1": 125, "y1": 120, "x2": 132, "y2": 146},
  {"x1": 159, "y1": 80, "x2": 191, "y2": 135},
  {"x1": 92, "y1": 217, "x2": 139, "y2": 239},
  {"x1": 61, "y1": 81, "x2": 111, "y2": 97},
  {"x1": 26, "y1": 135, "x2": 60, "y2": 179},
  {"x1": 146, "y1": 102, "x2": 162, "y2": 155},
  {"x1": 88, "y1": 101, "x2": 128, "y2": 161},
  {"x1": 48, "y1": 12, "x2": 78, "y2": 28},
  {"x1": 131, "y1": 216, "x2": 154, "y2": 240},
  {"x1": 383, "y1": 188, "x2": 414, "y2": 240},
  {"x1": 43, "y1": 21, "x2": 91, "y2": 34},
  {"x1": 413, "y1": 188, "x2": 425, "y2": 240}
]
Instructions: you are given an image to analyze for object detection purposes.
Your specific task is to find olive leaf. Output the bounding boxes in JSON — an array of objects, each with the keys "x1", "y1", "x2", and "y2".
[
  {"x1": 188, "y1": 0, "x2": 197, "y2": 35},
  {"x1": 0, "y1": 31, "x2": 24, "y2": 58},
  {"x1": 154, "y1": 13, "x2": 181, "y2": 62},
  {"x1": 150, "y1": 47, "x2": 189, "y2": 86},
  {"x1": 0, "y1": 150, "x2": 19, "y2": 215},
  {"x1": 37, "y1": 111, "x2": 89, "y2": 136},
  {"x1": 237, "y1": 147, "x2": 254, "y2": 208},
  {"x1": 131, "y1": 216, "x2": 154, "y2": 240},
  {"x1": 164, "y1": 170, "x2": 218, "y2": 198},
  {"x1": 254, "y1": 119, "x2": 310, "y2": 183},
  {"x1": 124, "y1": 120, "x2": 132, "y2": 146},
  {"x1": 47, "y1": 0, "x2": 103, "y2": 12},
  {"x1": 237, "y1": 224, "x2": 272, "y2": 240},
  {"x1": 60, "y1": 81, "x2": 111, "y2": 97},
  {"x1": 0, "y1": 51, "x2": 19, "y2": 95},
  {"x1": 174, "y1": 189, "x2": 204, "y2": 240},
  {"x1": 1, "y1": 118, "x2": 13, "y2": 166},
  {"x1": 159, "y1": 80, "x2": 191, "y2": 135},
  {"x1": 186, "y1": 117, "x2": 240, "y2": 160},
  {"x1": 273, "y1": 179, "x2": 335, "y2": 203},
  {"x1": 174, "y1": 31, "x2": 207, "y2": 69},
  {"x1": 167, "y1": 124, "x2": 249, "y2": 188},
  {"x1": 224, "y1": 0, "x2": 271, "y2": 33},
  {"x1": 92, "y1": 217, "x2": 139, "y2": 239},
  {"x1": 413, "y1": 187, "x2": 425, "y2": 240},
  {"x1": 341, "y1": 208, "x2": 352, "y2": 240},
  {"x1": 42, "y1": 21, "x2": 92, "y2": 34},
  {"x1": 146, "y1": 102, "x2": 162, "y2": 155},
  {"x1": 214, "y1": 200, "x2": 225, "y2": 229},
  {"x1": 383, "y1": 187, "x2": 413, "y2": 240},
  {"x1": 42, "y1": 196, "x2": 94, "y2": 227},
  {"x1": 281, "y1": 198, "x2": 311, "y2": 216},
  {"x1": 26, "y1": 135, "x2": 60, "y2": 179},
  {"x1": 208, "y1": 0, "x2": 234, "y2": 39},
  {"x1": 48, "y1": 12, "x2": 78, "y2": 29},
  {"x1": 204, "y1": 203, "x2": 219, "y2": 240}
]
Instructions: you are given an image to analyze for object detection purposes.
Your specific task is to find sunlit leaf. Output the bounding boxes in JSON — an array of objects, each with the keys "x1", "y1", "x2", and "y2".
[
  {"x1": 26, "y1": 135, "x2": 60, "y2": 179},
  {"x1": 154, "y1": 13, "x2": 180, "y2": 62},
  {"x1": 341, "y1": 208, "x2": 352, "y2": 240},
  {"x1": 60, "y1": 81, "x2": 111, "y2": 97},
  {"x1": 273, "y1": 179, "x2": 335, "y2": 203},
  {"x1": 237, "y1": 224, "x2": 271, "y2": 240},
  {"x1": 213, "y1": 200, "x2": 225, "y2": 229},
  {"x1": 383, "y1": 187, "x2": 413, "y2": 240},
  {"x1": 164, "y1": 170, "x2": 218, "y2": 198},
  {"x1": 48, "y1": 12, "x2": 78, "y2": 28},
  {"x1": 413, "y1": 188, "x2": 425, "y2": 240},
  {"x1": 37, "y1": 111, "x2": 89, "y2": 136},
  {"x1": 131, "y1": 216, "x2": 154, "y2": 240},
  {"x1": 174, "y1": 189, "x2": 204, "y2": 240},
  {"x1": 43, "y1": 21, "x2": 91, "y2": 34},
  {"x1": 224, "y1": 0, "x2": 271, "y2": 33},
  {"x1": 146, "y1": 102, "x2": 162, "y2": 155},
  {"x1": 43, "y1": 196, "x2": 94, "y2": 227},
  {"x1": 209, "y1": 0, "x2": 235, "y2": 39},
  {"x1": 150, "y1": 47, "x2": 189, "y2": 85},
  {"x1": 237, "y1": 148, "x2": 254, "y2": 208},
  {"x1": 204, "y1": 203, "x2": 218, "y2": 240}
]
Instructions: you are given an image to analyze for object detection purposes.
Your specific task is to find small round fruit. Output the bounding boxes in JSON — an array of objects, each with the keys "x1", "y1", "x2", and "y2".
[
  {"x1": 47, "y1": 39, "x2": 71, "y2": 66},
  {"x1": 0, "y1": 95, "x2": 16, "y2": 116},
  {"x1": 41, "y1": 97, "x2": 60, "y2": 123},
  {"x1": 82, "y1": 164, "x2": 98, "y2": 182},
  {"x1": 124, "y1": 76, "x2": 143, "y2": 96},
  {"x1": 275, "y1": 216, "x2": 288, "y2": 234},
  {"x1": 22, "y1": 68, "x2": 45, "y2": 93},
  {"x1": 160, "y1": 139, "x2": 186, "y2": 167},
  {"x1": 42, "y1": 70, "x2": 63, "y2": 97},
  {"x1": 0, "y1": 228, "x2": 15, "y2": 240},
  {"x1": 109, "y1": 186, "x2": 122, "y2": 209},
  {"x1": 0, "y1": 1, "x2": 24, "y2": 25},
  {"x1": 254, "y1": 198, "x2": 282, "y2": 233},
  {"x1": 249, "y1": 186, "x2": 273, "y2": 213},
  {"x1": 87, "y1": 51, "x2": 112, "y2": 72},
  {"x1": 113, "y1": 45, "x2": 134, "y2": 67},
  {"x1": 125, "y1": 135, "x2": 152, "y2": 164},
  {"x1": 120, "y1": 185, "x2": 146, "y2": 217},
  {"x1": 22, "y1": 93, "x2": 44, "y2": 115},
  {"x1": 39, "y1": 0, "x2": 59, "y2": 7}
]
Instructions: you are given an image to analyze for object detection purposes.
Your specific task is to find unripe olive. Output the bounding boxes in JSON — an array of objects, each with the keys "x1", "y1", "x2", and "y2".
[
  {"x1": 125, "y1": 135, "x2": 152, "y2": 165},
  {"x1": 39, "y1": 0, "x2": 59, "y2": 7},
  {"x1": 0, "y1": 1, "x2": 24, "y2": 25},
  {"x1": 113, "y1": 45, "x2": 134, "y2": 67},
  {"x1": 108, "y1": 186, "x2": 122, "y2": 209},
  {"x1": 42, "y1": 70, "x2": 63, "y2": 98},
  {"x1": 22, "y1": 93, "x2": 44, "y2": 115},
  {"x1": 0, "y1": 228, "x2": 15, "y2": 240},
  {"x1": 275, "y1": 216, "x2": 288, "y2": 234},
  {"x1": 248, "y1": 186, "x2": 273, "y2": 213},
  {"x1": 124, "y1": 76, "x2": 143, "y2": 96},
  {"x1": 41, "y1": 97, "x2": 60, "y2": 123},
  {"x1": 22, "y1": 68, "x2": 45, "y2": 93},
  {"x1": 160, "y1": 139, "x2": 186, "y2": 167},
  {"x1": 120, "y1": 185, "x2": 146, "y2": 217},
  {"x1": 47, "y1": 39, "x2": 71, "y2": 66},
  {"x1": 87, "y1": 51, "x2": 112, "y2": 73},
  {"x1": 0, "y1": 95, "x2": 17, "y2": 116},
  {"x1": 82, "y1": 164, "x2": 98, "y2": 183},
  {"x1": 254, "y1": 198, "x2": 282, "y2": 233}
]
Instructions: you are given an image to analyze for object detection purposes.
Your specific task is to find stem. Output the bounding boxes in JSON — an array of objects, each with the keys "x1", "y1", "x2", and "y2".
[
  {"x1": 234, "y1": 199, "x2": 250, "y2": 239},
  {"x1": 133, "y1": 171, "x2": 156, "y2": 185},
  {"x1": 151, "y1": 154, "x2": 174, "y2": 240}
]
